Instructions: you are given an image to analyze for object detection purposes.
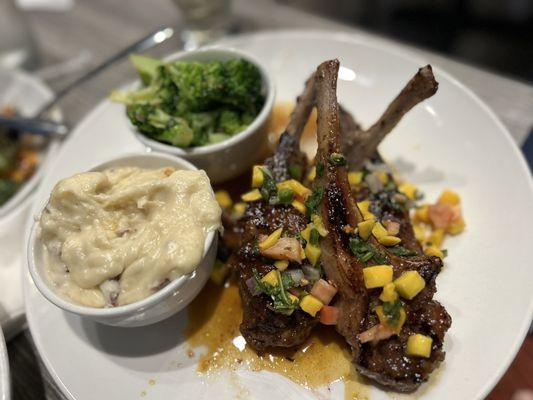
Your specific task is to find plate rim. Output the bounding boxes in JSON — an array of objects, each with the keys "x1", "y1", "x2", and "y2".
[
  {"x1": 0, "y1": 327, "x2": 10, "y2": 400},
  {"x1": 23, "y1": 29, "x2": 533, "y2": 400}
]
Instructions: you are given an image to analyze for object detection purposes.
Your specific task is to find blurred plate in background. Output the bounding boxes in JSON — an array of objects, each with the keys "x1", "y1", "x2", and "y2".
[{"x1": 0, "y1": 326, "x2": 9, "y2": 400}]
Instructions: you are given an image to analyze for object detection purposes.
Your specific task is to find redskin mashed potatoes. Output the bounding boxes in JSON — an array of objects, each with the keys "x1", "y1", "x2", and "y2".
[{"x1": 39, "y1": 166, "x2": 221, "y2": 308}]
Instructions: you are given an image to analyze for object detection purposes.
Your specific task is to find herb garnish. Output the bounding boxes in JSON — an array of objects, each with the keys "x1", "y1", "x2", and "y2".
[
  {"x1": 330, "y1": 153, "x2": 347, "y2": 166},
  {"x1": 305, "y1": 186, "x2": 324, "y2": 217},
  {"x1": 259, "y1": 167, "x2": 277, "y2": 201},
  {"x1": 252, "y1": 268, "x2": 298, "y2": 315},
  {"x1": 442, "y1": 249, "x2": 448, "y2": 258},
  {"x1": 382, "y1": 300, "x2": 402, "y2": 326},
  {"x1": 288, "y1": 164, "x2": 302, "y2": 180},
  {"x1": 388, "y1": 245, "x2": 417, "y2": 257},
  {"x1": 316, "y1": 162, "x2": 324, "y2": 178},
  {"x1": 309, "y1": 228, "x2": 320, "y2": 246},
  {"x1": 348, "y1": 235, "x2": 387, "y2": 264},
  {"x1": 276, "y1": 188, "x2": 294, "y2": 205}
]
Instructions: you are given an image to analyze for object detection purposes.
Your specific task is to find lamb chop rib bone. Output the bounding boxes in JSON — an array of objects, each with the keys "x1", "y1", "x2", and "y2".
[
  {"x1": 342, "y1": 65, "x2": 438, "y2": 169},
  {"x1": 314, "y1": 59, "x2": 450, "y2": 392}
]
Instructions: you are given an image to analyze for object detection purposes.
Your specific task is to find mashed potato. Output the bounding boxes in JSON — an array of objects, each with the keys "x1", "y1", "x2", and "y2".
[{"x1": 39, "y1": 166, "x2": 221, "y2": 307}]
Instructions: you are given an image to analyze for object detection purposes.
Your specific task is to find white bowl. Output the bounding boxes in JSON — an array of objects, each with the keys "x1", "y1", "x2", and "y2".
[
  {"x1": 130, "y1": 47, "x2": 275, "y2": 183},
  {"x1": 27, "y1": 152, "x2": 218, "y2": 327}
]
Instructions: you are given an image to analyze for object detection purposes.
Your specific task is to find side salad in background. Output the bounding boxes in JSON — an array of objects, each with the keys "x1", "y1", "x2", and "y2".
[
  {"x1": 0, "y1": 106, "x2": 40, "y2": 207},
  {"x1": 111, "y1": 55, "x2": 265, "y2": 148}
]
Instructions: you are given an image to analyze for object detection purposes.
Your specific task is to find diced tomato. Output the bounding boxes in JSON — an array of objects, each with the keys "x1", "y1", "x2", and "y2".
[
  {"x1": 310, "y1": 279, "x2": 338, "y2": 305},
  {"x1": 428, "y1": 204, "x2": 455, "y2": 229},
  {"x1": 319, "y1": 305, "x2": 339, "y2": 325}
]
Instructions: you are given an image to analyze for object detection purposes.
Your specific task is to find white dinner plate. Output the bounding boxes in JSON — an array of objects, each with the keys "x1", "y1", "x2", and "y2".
[
  {"x1": 0, "y1": 68, "x2": 58, "y2": 339},
  {"x1": 23, "y1": 31, "x2": 533, "y2": 400},
  {"x1": 0, "y1": 326, "x2": 10, "y2": 400}
]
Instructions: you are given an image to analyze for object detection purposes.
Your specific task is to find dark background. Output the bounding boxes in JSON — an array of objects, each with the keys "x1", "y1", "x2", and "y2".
[{"x1": 280, "y1": 0, "x2": 533, "y2": 84}]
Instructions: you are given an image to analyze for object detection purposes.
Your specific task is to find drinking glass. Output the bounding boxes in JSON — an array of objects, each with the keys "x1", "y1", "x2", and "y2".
[
  {"x1": 172, "y1": 0, "x2": 233, "y2": 50},
  {"x1": 0, "y1": 0, "x2": 38, "y2": 69}
]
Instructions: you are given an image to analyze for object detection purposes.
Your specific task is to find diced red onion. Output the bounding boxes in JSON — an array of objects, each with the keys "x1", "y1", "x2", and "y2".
[
  {"x1": 245, "y1": 277, "x2": 261, "y2": 296},
  {"x1": 302, "y1": 265, "x2": 321, "y2": 283},
  {"x1": 365, "y1": 173, "x2": 383, "y2": 193},
  {"x1": 286, "y1": 269, "x2": 305, "y2": 285}
]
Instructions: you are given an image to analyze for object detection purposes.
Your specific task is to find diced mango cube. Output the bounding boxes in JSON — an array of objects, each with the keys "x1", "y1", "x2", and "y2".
[
  {"x1": 447, "y1": 217, "x2": 465, "y2": 235},
  {"x1": 394, "y1": 271, "x2": 426, "y2": 299},
  {"x1": 357, "y1": 200, "x2": 375, "y2": 221},
  {"x1": 259, "y1": 228, "x2": 283, "y2": 250},
  {"x1": 288, "y1": 293, "x2": 299, "y2": 304},
  {"x1": 372, "y1": 222, "x2": 388, "y2": 240},
  {"x1": 292, "y1": 200, "x2": 306, "y2": 214},
  {"x1": 305, "y1": 243, "x2": 321, "y2": 266},
  {"x1": 427, "y1": 228, "x2": 445, "y2": 248},
  {"x1": 307, "y1": 166, "x2": 316, "y2": 181},
  {"x1": 399, "y1": 183, "x2": 418, "y2": 200},
  {"x1": 261, "y1": 270, "x2": 278, "y2": 286},
  {"x1": 437, "y1": 189, "x2": 460, "y2": 205},
  {"x1": 413, "y1": 224, "x2": 427, "y2": 243},
  {"x1": 241, "y1": 189, "x2": 262, "y2": 202},
  {"x1": 379, "y1": 283, "x2": 398, "y2": 302},
  {"x1": 415, "y1": 205, "x2": 430, "y2": 223},
  {"x1": 363, "y1": 265, "x2": 393, "y2": 289},
  {"x1": 357, "y1": 219, "x2": 376, "y2": 240},
  {"x1": 277, "y1": 179, "x2": 311, "y2": 199},
  {"x1": 406, "y1": 334, "x2": 433, "y2": 358},
  {"x1": 375, "y1": 305, "x2": 406, "y2": 332},
  {"x1": 252, "y1": 165, "x2": 264, "y2": 188},
  {"x1": 312, "y1": 214, "x2": 328, "y2": 236},
  {"x1": 300, "y1": 294, "x2": 324, "y2": 317},
  {"x1": 425, "y1": 246, "x2": 444, "y2": 259},
  {"x1": 300, "y1": 224, "x2": 312, "y2": 243},
  {"x1": 215, "y1": 190, "x2": 233, "y2": 209},
  {"x1": 348, "y1": 171, "x2": 363, "y2": 186},
  {"x1": 379, "y1": 235, "x2": 402, "y2": 246},
  {"x1": 274, "y1": 260, "x2": 289, "y2": 271}
]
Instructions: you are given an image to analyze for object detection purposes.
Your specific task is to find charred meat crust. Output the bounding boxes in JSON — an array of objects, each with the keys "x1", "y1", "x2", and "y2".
[
  {"x1": 314, "y1": 59, "x2": 450, "y2": 392},
  {"x1": 228, "y1": 74, "x2": 319, "y2": 351}
]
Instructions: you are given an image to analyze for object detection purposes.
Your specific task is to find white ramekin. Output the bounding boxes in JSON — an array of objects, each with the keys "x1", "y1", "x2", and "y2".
[
  {"x1": 130, "y1": 47, "x2": 275, "y2": 183},
  {"x1": 27, "y1": 152, "x2": 218, "y2": 327}
]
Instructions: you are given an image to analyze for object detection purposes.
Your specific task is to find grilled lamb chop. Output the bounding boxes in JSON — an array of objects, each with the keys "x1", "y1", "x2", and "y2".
[
  {"x1": 228, "y1": 74, "x2": 319, "y2": 351},
  {"x1": 314, "y1": 59, "x2": 450, "y2": 392}
]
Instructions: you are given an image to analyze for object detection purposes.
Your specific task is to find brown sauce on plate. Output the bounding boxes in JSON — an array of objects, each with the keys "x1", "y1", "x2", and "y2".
[{"x1": 186, "y1": 103, "x2": 369, "y2": 399}]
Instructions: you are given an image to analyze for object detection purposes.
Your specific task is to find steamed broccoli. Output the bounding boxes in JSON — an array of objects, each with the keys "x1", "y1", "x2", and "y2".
[{"x1": 112, "y1": 56, "x2": 265, "y2": 148}]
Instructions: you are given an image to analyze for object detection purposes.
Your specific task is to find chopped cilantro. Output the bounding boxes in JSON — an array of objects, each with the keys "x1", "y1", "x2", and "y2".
[
  {"x1": 330, "y1": 153, "x2": 346, "y2": 166},
  {"x1": 382, "y1": 300, "x2": 402, "y2": 326},
  {"x1": 309, "y1": 228, "x2": 320, "y2": 246},
  {"x1": 348, "y1": 235, "x2": 387, "y2": 264},
  {"x1": 259, "y1": 166, "x2": 278, "y2": 201},
  {"x1": 252, "y1": 268, "x2": 298, "y2": 315},
  {"x1": 305, "y1": 186, "x2": 324, "y2": 217},
  {"x1": 442, "y1": 249, "x2": 448, "y2": 258},
  {"x1": 288, "y1": 164, "x2": 302, "y2": 180},
  {"x1": 388, "y1": 245, "x2": 417, "y2": 257},
  {"x1": 276, "y1": 188, "x2": 294, "y2": 205},
  {"x1": 316, "y1": 162, "x2": 324, "y2": 178}
]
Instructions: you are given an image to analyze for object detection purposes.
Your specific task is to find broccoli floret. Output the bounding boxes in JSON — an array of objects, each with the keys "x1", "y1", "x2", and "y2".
[
  {"x1": 167, "y1": 61, "x2": 226, "y2": 112},
  {"x1": 155, "y1": 122, "x2": 193, "y2": 147},
  {"x1": 114, "y1": 58, "x2": 265, "y2": 149},
  {"x1": 224, "y1": 59, "x2": 264, "y2": 113},
  {"x1": 218, "y1": 109, "x2": 245, "y2": 136},
  {"x1": 126, "y1": 104, "x2": 159, "y2": 135}
]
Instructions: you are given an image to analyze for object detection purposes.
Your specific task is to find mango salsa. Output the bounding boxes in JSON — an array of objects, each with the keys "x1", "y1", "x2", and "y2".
[
  {"x1": 379, "y1": 283, "x2": 398, "y2": 302},
  {"x1": 241, "y1": 189, "x2": 262, "y2": 202},
  {"x1": 394, "y1": 270, "x2": 426, "y2": 299},
  {"x1": 300, "y1": 294, "x2": 323, "y2": 317},
  {"x1": 252, "y1": 165, "x2": 264, "y2": 188},
  {"x1": 363, "y1": 265, "x2": 393, "y2": 289},
  {"x1": 357, "y1": 219, "x2": 376, "y2": 240},
  {"x1": 259, "y1": 228, "x2": 283, "y2": 250},
  {"x1": 406, "y1": 334, "x2": 433, "y2": 358}
]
